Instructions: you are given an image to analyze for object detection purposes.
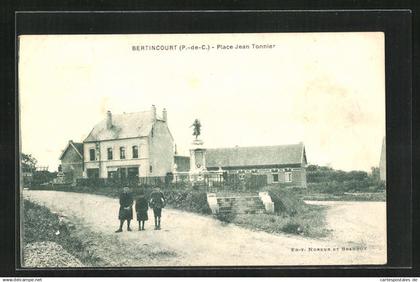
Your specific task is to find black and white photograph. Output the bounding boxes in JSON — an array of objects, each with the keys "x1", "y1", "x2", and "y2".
[{"x1": 18, "y1": 32, "x2": 387, "y2": 267}]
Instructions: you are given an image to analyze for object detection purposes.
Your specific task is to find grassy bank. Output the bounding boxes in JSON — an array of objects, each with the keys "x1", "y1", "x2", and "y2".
[
  {"x1": 301, "y1": 192, "x2": 386, "y2": 202},
  {"x1": 282, "y1": 186, "x2": 387, "y2": 202},
  {"x1": 219, "y1": 186, "x2": 329, "y2": 238},
  {"x1": 232, "y1": 205, "x2": 328, "y2": 238},
  {"x1": 23, "y1": 199, "x2": 102, "y2": 267}
]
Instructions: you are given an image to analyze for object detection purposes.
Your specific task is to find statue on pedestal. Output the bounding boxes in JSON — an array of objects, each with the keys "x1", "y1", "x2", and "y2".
[{"x1": 189, "y1": 119, "x2": 206, "y2": 182}]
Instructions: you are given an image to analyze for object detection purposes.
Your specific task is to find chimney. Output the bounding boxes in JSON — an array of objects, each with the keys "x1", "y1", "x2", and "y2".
[
  {"x1": 106, "y1": 110, "x2": 112, "y2": 129},
  {"x1": 162, "y1": 108, "x2": 167, "y2": 122},
  {"x1": 151, "y1": 105, "x2": 156, "y2": 121}
]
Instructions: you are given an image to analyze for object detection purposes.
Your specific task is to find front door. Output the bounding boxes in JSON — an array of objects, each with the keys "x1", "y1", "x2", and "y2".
[
  {"x1": 86, "y1": 168, "x2": 99, "y2": 179},
  {"x1": 127, "y1": 167, "x2": 139, "y2": 179}
]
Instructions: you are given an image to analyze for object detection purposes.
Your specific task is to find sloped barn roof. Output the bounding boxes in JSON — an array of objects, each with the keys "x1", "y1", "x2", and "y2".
[{"x1": 206, "y1": 143, "x2": 306, "y2": 169}]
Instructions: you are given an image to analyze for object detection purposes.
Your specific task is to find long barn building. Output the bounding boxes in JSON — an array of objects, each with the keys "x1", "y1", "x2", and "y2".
[{"x1": 204, "y1": 143, "x2": 308, "y2": 187}]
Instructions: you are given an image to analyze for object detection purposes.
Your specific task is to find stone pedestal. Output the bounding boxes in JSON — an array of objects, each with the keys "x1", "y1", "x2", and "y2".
[
  {"x1": 258, "y1": 191, "x2": 275, "y2": 214},
  {"x1": 189, "y1": 139, "x2": 207, "y2": 182},
  {"x1": 54, "y1": 171, "x2": 66, "y2": 184}
]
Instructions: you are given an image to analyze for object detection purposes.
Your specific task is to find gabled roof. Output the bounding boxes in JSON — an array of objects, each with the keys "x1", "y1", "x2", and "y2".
[
  {"x1": 59, "y1": 141, "x2": 84, "y2": 160},
  {"x1": 84, "y1": 111, "x2": 159, "y2": 142},
  {"x1": 206, "y1": 143, "x2": 306, "y2": 168}
]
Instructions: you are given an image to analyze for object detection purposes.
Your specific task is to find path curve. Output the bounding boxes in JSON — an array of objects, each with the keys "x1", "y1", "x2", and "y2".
[{"x1": 23, "y1": 190, "x2": 386, "y2": 266}]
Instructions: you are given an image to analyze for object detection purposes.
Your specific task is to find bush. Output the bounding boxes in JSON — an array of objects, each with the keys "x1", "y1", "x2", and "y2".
[
  {"x1": 216, "y1": 212, "x2": 236, "y2": 223},
  {"x1": 306, "y1": 179, "x2": 384, "y2": 194},
  {"x1": 266, "y1": 186, "x2": 310, "y2": 215},
  {"x1": 306, "y1": 165, "x2": 385, "y2": 194},
  {"x1": 281, "y1": 222, "x2": 302, "y2": 234},
  {"x1": 32, "y1": 171, "x2": 57, "y2": 186},
  {"x1": 163, "y1": 190, "x2": 212, "y2": 215}
]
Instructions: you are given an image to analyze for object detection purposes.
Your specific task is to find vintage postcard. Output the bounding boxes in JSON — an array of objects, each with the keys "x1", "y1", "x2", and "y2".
[{"x1": 19, "y1": 32, "x2": 386, "y2": 267}]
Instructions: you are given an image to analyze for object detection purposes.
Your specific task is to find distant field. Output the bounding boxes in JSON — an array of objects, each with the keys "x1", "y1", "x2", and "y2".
[{"x1": 300, "y1": 191, "x2": 386, "y2": 202}]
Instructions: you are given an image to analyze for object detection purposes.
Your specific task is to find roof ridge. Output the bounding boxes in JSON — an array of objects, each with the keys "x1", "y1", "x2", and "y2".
[
  {"x1": 112, "y1": 110, "x2": 152, "y2": 116},
  {"x1": 207, "y1": 143, "x2": 303, "y2": 150},
  {"x1": 206, "y1": 143, "x2": 305, "y2": 167},
  {"x1": 83, "y1": 109, "x2": 156, "y2": 142}
]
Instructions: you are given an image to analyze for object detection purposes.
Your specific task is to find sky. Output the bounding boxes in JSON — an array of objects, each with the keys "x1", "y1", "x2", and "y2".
[{"x1": 19, "y1": 33, "x2": 385, "y2": 172}]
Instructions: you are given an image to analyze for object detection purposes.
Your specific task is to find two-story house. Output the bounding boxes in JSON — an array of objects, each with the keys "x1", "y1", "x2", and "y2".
[{"x1": 82, "y1": 105, "x2": 174, "y2": 179}]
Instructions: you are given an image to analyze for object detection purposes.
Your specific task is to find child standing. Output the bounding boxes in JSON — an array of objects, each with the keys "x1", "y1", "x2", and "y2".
[
  {"x1": 135, "y1": 190, "x2": 149, "y2": 231},
  {"x1": 149, "y1": 187, "x2": 166, "y2": 230},
  {"x1": 115, "y1": 186, "x2": 133, "y2": 233}
]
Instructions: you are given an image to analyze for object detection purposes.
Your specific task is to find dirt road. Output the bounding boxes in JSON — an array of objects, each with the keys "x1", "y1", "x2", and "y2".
[{"x1": 23, "y1": 190, "x2": 386, "y2": 266}]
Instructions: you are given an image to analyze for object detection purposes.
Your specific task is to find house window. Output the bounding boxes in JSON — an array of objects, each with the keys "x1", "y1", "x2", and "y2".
[
  {"x1": 149, "y1": 165, "x2": 153, "y2": 173},
  {"x1": 132, "y1": 145, "x2": 138, "y2": 158},
  {"x1": 120, "y1": 147, "x2": 126, "y2": 159},
  {"x1": 107, "y1": 148, "x2": 113, "y2": 160},
  {"x1": 285, "y1": 172, "x2": 292, "y2": 182},
  {"x1": 273, "y1": 174, "x2": 279, "y2": 182},
  {"x1": 89, "y1": 149, "x2": 95, "y2": 161}
]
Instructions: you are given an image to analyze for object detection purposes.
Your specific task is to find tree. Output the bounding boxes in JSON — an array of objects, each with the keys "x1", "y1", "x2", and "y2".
[
  {"x1": 21, "y1": 153, "x2": 37, "y2": 172},
  {"x1": 191, "y1": 119, "x2": 201, "y2": 140},
  {"x1": 370, "y1": 166, "x2": 380, "y2": 181}
]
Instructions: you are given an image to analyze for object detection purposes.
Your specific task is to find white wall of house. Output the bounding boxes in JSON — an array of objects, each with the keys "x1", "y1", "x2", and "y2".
[
  {"x1": 148, "y1": 121, "x2": 174, "y2": 177},
  {"x1": 83, "y1": 126, "x2": 174, "y2": 178},
  {"x1": 83, "y1": 137, "x2": 151, "y2": 178}
]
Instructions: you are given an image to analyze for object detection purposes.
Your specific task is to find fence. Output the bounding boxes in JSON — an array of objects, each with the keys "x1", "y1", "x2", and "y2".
[
  {"x1": 74, "y1": 172, "x2": 268, "y2": 192},
  {"x1": 76, "y1": 176, "x2": 167, "y2": 188}
]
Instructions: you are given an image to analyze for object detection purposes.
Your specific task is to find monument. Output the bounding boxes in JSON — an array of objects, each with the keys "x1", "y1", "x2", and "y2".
[{"x1": 189, "y1": 119, "x2": 207, "y2": 182}]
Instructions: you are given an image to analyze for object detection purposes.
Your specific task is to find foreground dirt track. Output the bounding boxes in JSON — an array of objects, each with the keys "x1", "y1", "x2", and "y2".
[{"x1": 23, "y1": 190, "x2": 386, "y2": 266}]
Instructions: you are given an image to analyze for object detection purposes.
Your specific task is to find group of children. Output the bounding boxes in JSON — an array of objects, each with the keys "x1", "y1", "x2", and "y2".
[{"x1": 115, "y1": 186, "x2": 166, "y2": 232}]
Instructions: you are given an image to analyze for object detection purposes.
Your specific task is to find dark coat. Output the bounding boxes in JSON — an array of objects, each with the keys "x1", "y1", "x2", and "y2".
[
  {"x1": 118, "y1": 191, "x2": 133, "y2": 220},
  {"x1": 135, "y1": 195, "x2": 149, "y2": 221},
  {"x1": 149, "y1": 190, "x2": 165, "y2": 209}
]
